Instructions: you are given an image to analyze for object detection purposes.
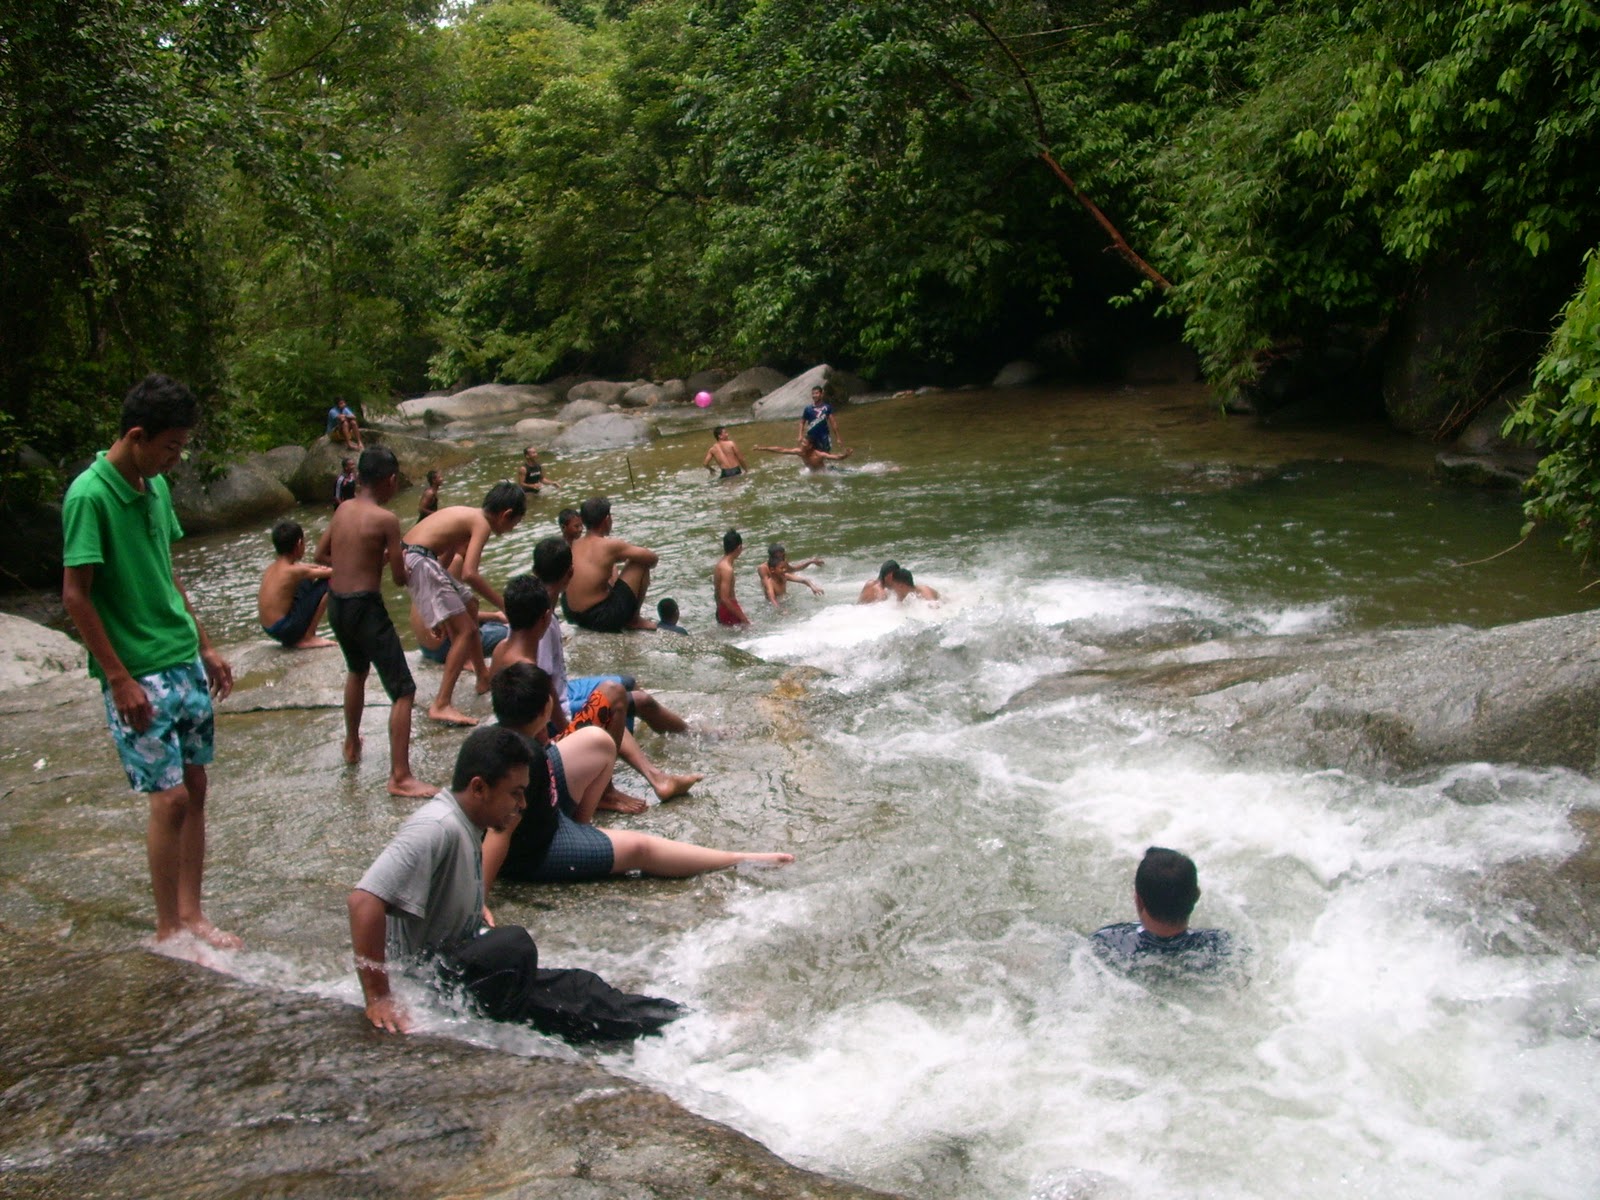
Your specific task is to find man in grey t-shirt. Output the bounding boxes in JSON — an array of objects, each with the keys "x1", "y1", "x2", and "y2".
[
  {"x1": 348, "y1": 725, "x2": 681, "y2": 1041},
  {"x1": 349, "y1": 726, "x2": 531, "y2": 1033},
  {"x1": 1091, "y1": 846, "x2": 1232, "y2": 972}
]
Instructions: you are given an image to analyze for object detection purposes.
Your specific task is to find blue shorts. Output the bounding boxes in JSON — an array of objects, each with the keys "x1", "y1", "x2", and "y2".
[
  {"x1": 262, "y1": 577, "x2": 329, "y2": 646},
  {"x1": 421, "y1": 621, "x2": 509, "y2": 665},
  {"x1": 567, "y1": 675, "x2": 636, "y2": 731},
  {"x1": 101, "y1": 657, "x2": 215, "y2": 793}
]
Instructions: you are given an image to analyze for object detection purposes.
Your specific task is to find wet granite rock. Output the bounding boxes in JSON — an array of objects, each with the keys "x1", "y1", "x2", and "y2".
[
  {"x1": 0, "y1": 931, "x2": 899, "y2": 1200},
  {"x1": 1010, "y1": 610, "x2": 1600, "y2": 777}
]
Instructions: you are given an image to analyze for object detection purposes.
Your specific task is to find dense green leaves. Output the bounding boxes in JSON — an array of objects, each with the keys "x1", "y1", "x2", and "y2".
[
  {"x1": 1504, "y1": 248, "x2": 1600, "y2": 561},
  {"x1": 4, "y1": 0, "x2": 1600, "y2": 557}
]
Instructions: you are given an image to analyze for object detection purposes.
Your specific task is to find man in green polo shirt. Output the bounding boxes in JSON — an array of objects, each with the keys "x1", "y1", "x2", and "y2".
[{"x1": 61, "y1": 374, "x2": 241, "y2": 951}]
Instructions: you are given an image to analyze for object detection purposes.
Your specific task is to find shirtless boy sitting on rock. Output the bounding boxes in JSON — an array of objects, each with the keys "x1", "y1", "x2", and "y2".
[
  {"x1": 566, "y1": 496, "x2": 657, "y2": 632},
  {"x1": 257, "y1": 519, "x2": 334, "y2": 649},
  {"x1": 403, "y1": 481, "x2": 526, "y2": 725}
]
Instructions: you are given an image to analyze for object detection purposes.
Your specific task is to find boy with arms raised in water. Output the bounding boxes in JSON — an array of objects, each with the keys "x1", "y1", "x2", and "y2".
[
  {"x1": 62, "y1": 373, "x2": 241, "y2": 949},
  {"x1": 403, "y1": 482, "x2": 526, "y2": 725},
  {"x1": 758, "y1": 542, "x2": 824, "y2": 605},
  {"x1": 753, "y1": 437, "x2": 853, "y2": 472},
  {"x1": 258, "y1": 519, "x2": 335, "y2": 649},
  {"x1": 315, "y1": 446, "x2": 433, "y2": 798},
  {"x1": 713, "y1": 529, "x2": 750, "y2": 627}
]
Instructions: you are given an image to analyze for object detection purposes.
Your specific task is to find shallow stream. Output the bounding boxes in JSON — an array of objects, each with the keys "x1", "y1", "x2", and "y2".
[{"x1": 3, "y1": 384, "x2": 1598, "y2": 1198}]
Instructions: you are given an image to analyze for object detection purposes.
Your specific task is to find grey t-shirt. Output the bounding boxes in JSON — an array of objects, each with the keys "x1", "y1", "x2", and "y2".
[{"x1": 355, "y1": 789, "x2": 484, "y2": 963}]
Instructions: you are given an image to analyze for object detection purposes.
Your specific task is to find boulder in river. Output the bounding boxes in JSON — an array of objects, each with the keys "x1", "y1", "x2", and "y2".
[
  {"x1": 513, "y1": 417, "x2": 563, "y2": 444},
  {"x1": 393, "y1": 383, "x2": 555, "y2": 425},
  {"x1": 1010, "y1": 610, "x2": 1600, "y2": 777},
  {"x1": 557, "y1": 398, "x2": 610, "y2": 424},
  {"x1": 992, "y1": 360, "x2": 1042, "y2": 388},
  {"x1": 0, "y1": 613, "x2": 84, "y2": 687},
  {"x1": 567, "y1": 380, "x2": 629, "y2": 406},
  {"x1": 552, "y1": 412, "x2": 651, "y2": 453},
  {"x1": 287, "y1": 433, "x2": 475, "y2": 505},
  {"x1": 169, "y1": 460, "x2": 296, "y2": 535},
  {"x1": 753, "y1": 364, "x2": 836, "y2": 421},
  {"x1": 716, "y1": 366, "x2": 787, "y2": 405}
]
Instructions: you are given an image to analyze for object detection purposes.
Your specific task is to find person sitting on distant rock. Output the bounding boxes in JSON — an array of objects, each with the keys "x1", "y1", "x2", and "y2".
[
  {"x1": 857, "y1": 559, "x2": 899, "y2": 604},
  {"x1": 1090, "y1": 847, "x2": 1232, "y2": 972},
  {"x1": 257, "y1": 519, "x2": 335, "y2": 649},
  {"x1": 326, "y1": 398, "x2": 363, "y2": 450},
  {"x1": 754, "y1": 436, "x2": 852, "y2": 472}
]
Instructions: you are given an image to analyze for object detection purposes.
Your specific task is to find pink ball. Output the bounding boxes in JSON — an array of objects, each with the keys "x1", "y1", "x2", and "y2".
[{"x1": 693, "y1": 390, "x2": 713, "y2": 408}]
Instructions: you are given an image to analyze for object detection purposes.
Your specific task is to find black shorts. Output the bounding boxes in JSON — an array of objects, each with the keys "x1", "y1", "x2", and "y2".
[
  {"x1": 328, "y1": 591, "x2": 416, "y2": 700},
  {"x1": 570, "y1": 579, "x2": 640, "y2": 634}
]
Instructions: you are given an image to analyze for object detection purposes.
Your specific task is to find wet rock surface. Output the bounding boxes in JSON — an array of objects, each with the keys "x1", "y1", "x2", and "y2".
[
  {"x1": 0, "y1": 929, "x2": 898, "y2": 1200},
  {"x1": 1012, "y1": 610, "x2": 1600, "y2": 776}
]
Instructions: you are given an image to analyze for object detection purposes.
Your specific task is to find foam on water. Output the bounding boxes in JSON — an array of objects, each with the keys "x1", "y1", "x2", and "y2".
[{"x1": 610, "y1": 547, "x2": 1600, "y2": 1198}]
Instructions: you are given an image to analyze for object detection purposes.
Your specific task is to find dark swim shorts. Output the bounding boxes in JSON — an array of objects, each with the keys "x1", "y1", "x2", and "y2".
[
  {"x1": 719, "y1": 466, "x2": 743, "y2": 478},
  {"x1": 263, "y1": 577, "x2": 329, "y2": 646},
  {"x1": 327, "y1": 590, "x2": 416, "y2": 700},
  {"x1": 570, "y1": 579, "x2": 640, "y2": 633}
]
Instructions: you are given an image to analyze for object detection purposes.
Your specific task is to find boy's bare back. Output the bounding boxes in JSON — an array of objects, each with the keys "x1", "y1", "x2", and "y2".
[
  {"x1": 257, "y1": 558, "x2": 331, "y2": 625},
  {"x1": 319, "y1": 495, "x2": 405, "y2": 593}
]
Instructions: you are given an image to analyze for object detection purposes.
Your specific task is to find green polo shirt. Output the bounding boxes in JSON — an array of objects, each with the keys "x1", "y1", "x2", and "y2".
[{"x1": 62, "y1": 451, "x2": 198, "y2": 683}]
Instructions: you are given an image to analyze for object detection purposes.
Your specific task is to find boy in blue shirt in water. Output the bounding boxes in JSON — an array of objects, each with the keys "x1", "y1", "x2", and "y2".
[{"x1": 1092, "y1": 847, "x2": 1232, "y2": 971}]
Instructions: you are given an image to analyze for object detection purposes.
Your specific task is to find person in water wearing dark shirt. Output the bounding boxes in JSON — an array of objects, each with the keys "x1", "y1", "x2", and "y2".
[{"x1": 1091, "y1": 846, "x2": 1231, "y2": 970}]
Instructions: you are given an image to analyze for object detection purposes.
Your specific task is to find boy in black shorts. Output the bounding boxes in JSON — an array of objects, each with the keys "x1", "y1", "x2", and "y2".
[{"x1": 315, "y1": 446, "x2": 434, "y2": 797}]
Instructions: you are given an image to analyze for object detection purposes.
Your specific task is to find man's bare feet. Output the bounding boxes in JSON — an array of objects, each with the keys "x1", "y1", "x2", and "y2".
[
  {"x1": 598, "y1": 787, "x2": 649, "y2": 814},
  {"x1": 293, "y1": 636, "x2": 338, "y2": 650},
  {"x1": 474, "y1": 674, "x2": 492, "y2": 695},
  {"x1": 388, "y1": 773, "x2": 437, "y2": 798},
  {"x1": 651, "y1": 772, "x2": 703, "y2": 802},
  {"x1": 185, "y1": 919, "x2": 244, "y2": 950},
  {"x1": 343, "y1": 735, "x2": 364, "y2": 764},
  {"x1": 428, "y1": 705, "x2": 478, "y2": 727}
]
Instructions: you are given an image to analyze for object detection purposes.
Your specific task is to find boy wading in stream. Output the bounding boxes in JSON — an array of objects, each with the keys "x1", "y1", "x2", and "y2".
[
  {"x1": 61, "y1": 374, "x2": 242, "y2": 950},
  {"x1": 315, "y1": 445, "x2": 435, "y2": 798}
]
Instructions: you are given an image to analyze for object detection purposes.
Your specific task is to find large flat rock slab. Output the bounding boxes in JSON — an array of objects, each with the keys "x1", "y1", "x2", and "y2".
[{"x1": 0, "y1": 929, "x2": 898, "y2": 1200}]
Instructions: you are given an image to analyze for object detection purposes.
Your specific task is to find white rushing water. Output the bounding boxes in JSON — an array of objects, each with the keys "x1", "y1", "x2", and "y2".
[
  {"x1": 593, "y1": 545, "x2": 1600, "y2": 1200},
  {"x1": 156, "y1": 388, "x2": 1599, "y2": 1198}
]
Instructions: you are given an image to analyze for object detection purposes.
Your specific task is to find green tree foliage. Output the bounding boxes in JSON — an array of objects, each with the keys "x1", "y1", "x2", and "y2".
[
  {"x1": 1504, "y1": 249, "x2": 1600, "y2": 561},
  {"x1": 0, "y1": 0, "x2": 262, "y2": 496}
]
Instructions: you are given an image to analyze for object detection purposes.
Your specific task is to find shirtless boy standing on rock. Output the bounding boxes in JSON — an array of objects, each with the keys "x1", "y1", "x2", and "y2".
[
  {"x1": 403, "y1": 481, "x2": 526, "y2": 725},
  {"x1": 567, "y1": 496, "x2": 657, "y2": 632},
  {"x1": 314, "y1": 446, "x2": 433, "y2": 798}
]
